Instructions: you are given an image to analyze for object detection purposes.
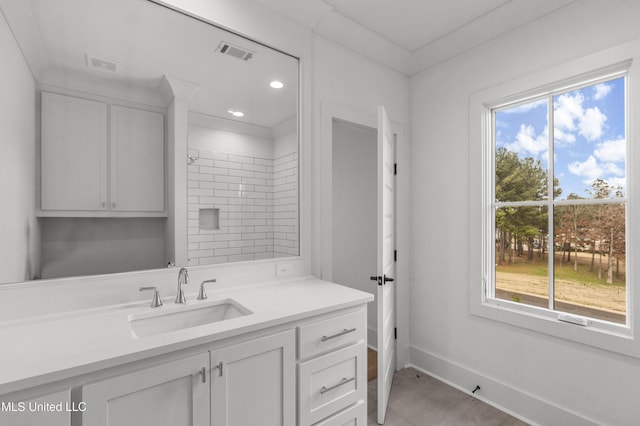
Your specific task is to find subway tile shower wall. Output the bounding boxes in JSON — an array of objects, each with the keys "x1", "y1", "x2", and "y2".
[{"x1": 187, "y1": 149, "x2": 298, "y2": 265}]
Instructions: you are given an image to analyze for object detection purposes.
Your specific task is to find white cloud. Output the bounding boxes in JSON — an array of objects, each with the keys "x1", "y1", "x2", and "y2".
[
  {"x1": 504, "y1": 124, "x2": 548, "y2": 158},
  {"x1": 607, "y1": 176, "x2": 627, "y2": 191},
  {"x1": 579, "y1": 107, "x2": 606, "y2": 141},
  {"x1": 553, "y1": 92, "x2": 607, "y2": 142},
  {"x1": 553, "y1": 128, "x2": 576, "y2": 144},
  {"x1": 593, "y1": 83, "x2": 612, "y2": 100},
  {"x1": 602, "y1": 162, "x2": 624, "y2": 177},
  {"x1": 554, "y1": 92, "x2": 582, "y2": 132},
  {"x1": 594, "y1": 138, "x2": 625, "y2": 162},
  {"x1": 568, "y1": 155, "x2": 602, "y2": 181}
]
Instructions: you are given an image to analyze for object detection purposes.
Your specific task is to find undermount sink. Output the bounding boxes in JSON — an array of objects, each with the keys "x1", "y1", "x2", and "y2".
[{"x1": 129, "y1": 299, "x2": 252, "y2": 338}]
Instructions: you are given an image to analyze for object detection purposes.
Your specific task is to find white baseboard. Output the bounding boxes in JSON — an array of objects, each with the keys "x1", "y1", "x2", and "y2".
[{"x1": 408, "y1": 345, "x2": 599, "y2": 426}]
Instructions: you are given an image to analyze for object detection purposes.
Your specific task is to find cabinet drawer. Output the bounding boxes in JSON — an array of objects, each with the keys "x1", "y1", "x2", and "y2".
[
  {"x1": 299, "y1": 342, "x2": 366, "y2": 426},
  {"x1": 314, "y1": 400, "x2": 366, "y2": 426},
  {"x1": 298, "y1": 309, "x2": 366, "y2": 360}
]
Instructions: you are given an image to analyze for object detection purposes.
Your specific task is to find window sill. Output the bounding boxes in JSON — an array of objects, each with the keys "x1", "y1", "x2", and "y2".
[{"x1": 471, "y1": 297, "x2": 638, "y2": 359}]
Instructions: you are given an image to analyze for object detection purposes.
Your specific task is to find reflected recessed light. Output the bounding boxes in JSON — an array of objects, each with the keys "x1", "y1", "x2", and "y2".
[
  {"x1": 270, "y1": 80, "x2": 284, "y2": 89},
  {"x1": 227, "y1": 109, "x2": 244, "y2": 117}
]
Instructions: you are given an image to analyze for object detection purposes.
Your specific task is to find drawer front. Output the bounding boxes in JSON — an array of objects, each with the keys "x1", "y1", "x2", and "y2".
[
  {"x1": 299, "y1": 342, "x2": 366, "y2": 426},
  {"x1": 298, "y1": 309, "x2": 366, "y2": 360},
  {"x1": 314, "y1": 400, "x2": 366, "y2": 426}
]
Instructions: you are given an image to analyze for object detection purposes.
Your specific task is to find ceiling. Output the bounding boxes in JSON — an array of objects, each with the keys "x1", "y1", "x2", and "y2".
[
  {"x1": 2, "y1": 0, "x2": 298, "y2": 130},
  {"x1": 254, "y1": 0, "x2": 576, "y2": 75}
]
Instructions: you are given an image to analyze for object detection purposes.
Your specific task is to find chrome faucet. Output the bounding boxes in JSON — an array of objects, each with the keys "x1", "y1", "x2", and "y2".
[
  {"x1": 175, "y1": 267, "x2": 189, "y2": 304},
  {"x1": 197, "y1": 279, "x2": 217, "y2": 300}
]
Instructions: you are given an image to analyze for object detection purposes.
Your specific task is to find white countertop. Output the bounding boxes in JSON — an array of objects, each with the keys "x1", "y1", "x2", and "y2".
[{"x1": 0, "y1": 276, "x2": 373, "y2": 396}]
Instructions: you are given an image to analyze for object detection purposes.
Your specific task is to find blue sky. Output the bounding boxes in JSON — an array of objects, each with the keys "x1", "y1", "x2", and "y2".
[{"x1": 495, "y1": 77, "x2": 626, "y2": 199}]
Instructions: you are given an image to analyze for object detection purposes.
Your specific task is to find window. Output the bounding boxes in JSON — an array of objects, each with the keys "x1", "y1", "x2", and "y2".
[
  {"x1": 470, "y1": 53, "x2": 639, "y2": 345},
  {"x1": 490, "y1": 73, "x2": 628, "y2": 330}
]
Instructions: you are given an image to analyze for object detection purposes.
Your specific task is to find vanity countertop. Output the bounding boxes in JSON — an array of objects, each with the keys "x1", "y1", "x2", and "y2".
[{"x1": 0, "y1": 276, "x2": 373, "y2": 396}]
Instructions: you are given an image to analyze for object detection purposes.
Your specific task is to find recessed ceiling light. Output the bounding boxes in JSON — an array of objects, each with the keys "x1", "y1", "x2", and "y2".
[
  {"x1": 270, "y1": 80, "x2": 284, "y2": 89},
  {"x1": 227, "y1": 109, "x2": 244, "y2": 117}
]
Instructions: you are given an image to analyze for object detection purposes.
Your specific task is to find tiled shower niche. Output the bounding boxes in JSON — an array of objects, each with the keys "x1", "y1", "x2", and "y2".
[{"x1": 187, "y1": 148, "x2": 298, "y2": 265}]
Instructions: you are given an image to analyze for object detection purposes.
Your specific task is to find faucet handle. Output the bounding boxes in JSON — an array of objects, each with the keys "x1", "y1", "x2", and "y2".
[
  {"x1": 140, "y1": 286, "x2": 163, "y2": 308},
  {"x1": 197, "y1": 279, "x2": 217, "y2": 300}
]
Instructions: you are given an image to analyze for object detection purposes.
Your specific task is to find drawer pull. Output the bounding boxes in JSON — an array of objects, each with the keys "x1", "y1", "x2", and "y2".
[
  {"x1": 199, "y1": 367, "x2": 207, "y2": 383},
  {"x1": 320, "y1": 377, "x2": 356, "y2": 395},
  {"x1": 320, "y1": 328, "x2": 356, "y2": 342},
  {"x1": 212, "y1": 361, "x2": 223, "y2": 377}
]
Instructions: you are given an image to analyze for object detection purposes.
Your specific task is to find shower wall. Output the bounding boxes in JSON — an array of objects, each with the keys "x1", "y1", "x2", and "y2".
[{"x1": 187, "y1": 121, "x2": 298, "y2": 265}]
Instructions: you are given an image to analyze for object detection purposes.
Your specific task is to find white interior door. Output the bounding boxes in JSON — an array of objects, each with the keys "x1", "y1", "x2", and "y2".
[{"x1": 376, "y1": 105, "x2": 396, "y2": 424}]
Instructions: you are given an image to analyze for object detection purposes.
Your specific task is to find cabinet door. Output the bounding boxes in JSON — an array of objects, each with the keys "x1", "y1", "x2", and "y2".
[
  {"x1": 41, "y1": 92, "x2": 108, "y2": 211},
  {"x1": 110, "y1": 105, "x2": 165, "y2": 212},
  {"x1": 82, "y1": 353, "x2": 209, "y2": 426},
  {"x1": 211, "y1": 330, "x2": 295, "y2": 426}
]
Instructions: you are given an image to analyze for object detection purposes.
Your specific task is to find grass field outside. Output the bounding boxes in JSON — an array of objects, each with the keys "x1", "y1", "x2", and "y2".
[{"x1": 496, "y1": 250, "x2": 626, "y2": 317}]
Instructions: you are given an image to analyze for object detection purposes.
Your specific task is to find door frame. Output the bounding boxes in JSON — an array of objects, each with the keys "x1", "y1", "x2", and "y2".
[{"x1": 319, "y1": 101, "x2": 409, "y2": 369}]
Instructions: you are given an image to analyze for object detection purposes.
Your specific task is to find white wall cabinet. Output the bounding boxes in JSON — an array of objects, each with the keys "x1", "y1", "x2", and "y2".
[
  {"x1": 82, "y1": 352, "x2": 210, "y2": 426},
  {"x1": 109, "y1": 105, "x2": 165, "y2": 213},
  {"x1": 40, "y1": 92, "x2": 165, "y2": 216},
  {"x1": 40, "y1": 92, "x2": 108, "y2": 212},
  {"x1": 210, "y1": 330, "x2": 296, "y2": 425}
]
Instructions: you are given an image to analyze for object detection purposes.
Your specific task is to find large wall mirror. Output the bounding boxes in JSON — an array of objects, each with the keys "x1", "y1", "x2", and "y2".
[{"x1": 0, "y1": 0, "x2": 299, "y2": 284}]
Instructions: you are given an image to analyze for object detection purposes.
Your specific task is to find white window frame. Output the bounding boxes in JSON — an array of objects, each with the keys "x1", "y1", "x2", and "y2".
[{"x1": 469, "y1": 40, "x2": 640, "y2": 358}]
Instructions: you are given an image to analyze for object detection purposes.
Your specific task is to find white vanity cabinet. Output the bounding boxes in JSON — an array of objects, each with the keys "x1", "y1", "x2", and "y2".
[
  {"x1": 210, "y1": 330, "x2": 296, "y2": 425},
  {"x1": 81, "y1": 352, "x2": 210, "y2": 426},
  {"x1": 0, "y1": 284, "x2": 371, "y2": 426},
  {"x1": 40, "y1": 91, "x2": 165, "y2": 216},
  {"x1": 298, "y1": 307, "x2": 368, "y2": 426}
]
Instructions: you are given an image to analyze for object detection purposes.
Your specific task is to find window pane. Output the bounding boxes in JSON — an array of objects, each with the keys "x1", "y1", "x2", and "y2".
[
  {"x1": 495, "y1": 99, "x2": 549, "y2": 202},
  {"x1": 553, "y1": 77, "x2": 626, "y2": 200},
  {"x1": 495, "y1": 206, "x2": 549, "y2": 307},
  {"x1": 553, "y1": 203, "x2": 626, "y2": 324}
]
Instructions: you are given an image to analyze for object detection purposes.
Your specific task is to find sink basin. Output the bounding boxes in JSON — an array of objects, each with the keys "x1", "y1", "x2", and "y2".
[{"x1": 129, "y1": 299, "x2": 252, "y2": 338}]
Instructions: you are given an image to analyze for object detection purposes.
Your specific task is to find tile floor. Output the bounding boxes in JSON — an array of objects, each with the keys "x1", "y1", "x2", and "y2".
[{"x1": 367, "y1": 368, "x2": 529, "y2": 426}]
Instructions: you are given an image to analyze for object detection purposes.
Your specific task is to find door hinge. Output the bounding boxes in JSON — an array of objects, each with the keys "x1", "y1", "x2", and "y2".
[
  {"x1": 394, "y1": 250, "x2": 397, "y2": 262},
  {"x1": 394, "y1": 163, "x2": 397, "y2": 175},
  {"x1": 394, "y1": 327, "x2": 397, "y2": 340}
]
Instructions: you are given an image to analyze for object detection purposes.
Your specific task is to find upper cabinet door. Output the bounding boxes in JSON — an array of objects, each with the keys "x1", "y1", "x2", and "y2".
[
  {"x1": 41, "y1": 92, "x2": 108, "y2": 211},
  {"x1": 110, "y1": 106, "x2": 165, "y2": 213}
]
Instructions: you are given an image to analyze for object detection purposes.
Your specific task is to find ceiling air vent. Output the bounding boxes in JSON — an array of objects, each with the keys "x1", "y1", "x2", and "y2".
[
  {"x1": 216, "y1": 42, "x2": 255, "y2": 61},
  {"x1": 86, "y1": 55, "x2": 118, "y2": 73}
]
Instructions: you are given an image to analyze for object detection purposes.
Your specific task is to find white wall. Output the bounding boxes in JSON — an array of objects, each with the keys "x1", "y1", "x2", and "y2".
[
  {"x1": 410, "y1": 1, "x2": 640, "y2": 425},
  {"x1": 0, "y1": 12, "x2": 38, "y2": 283},
  {"x1": 331, "y1": 119, "x2": 378, "y2": 346}
]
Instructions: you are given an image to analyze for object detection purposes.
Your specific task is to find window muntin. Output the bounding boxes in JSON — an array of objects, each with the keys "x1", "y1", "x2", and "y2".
[{"x1": 490, "y1": 75, "x2": 628, "y2": 326}]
